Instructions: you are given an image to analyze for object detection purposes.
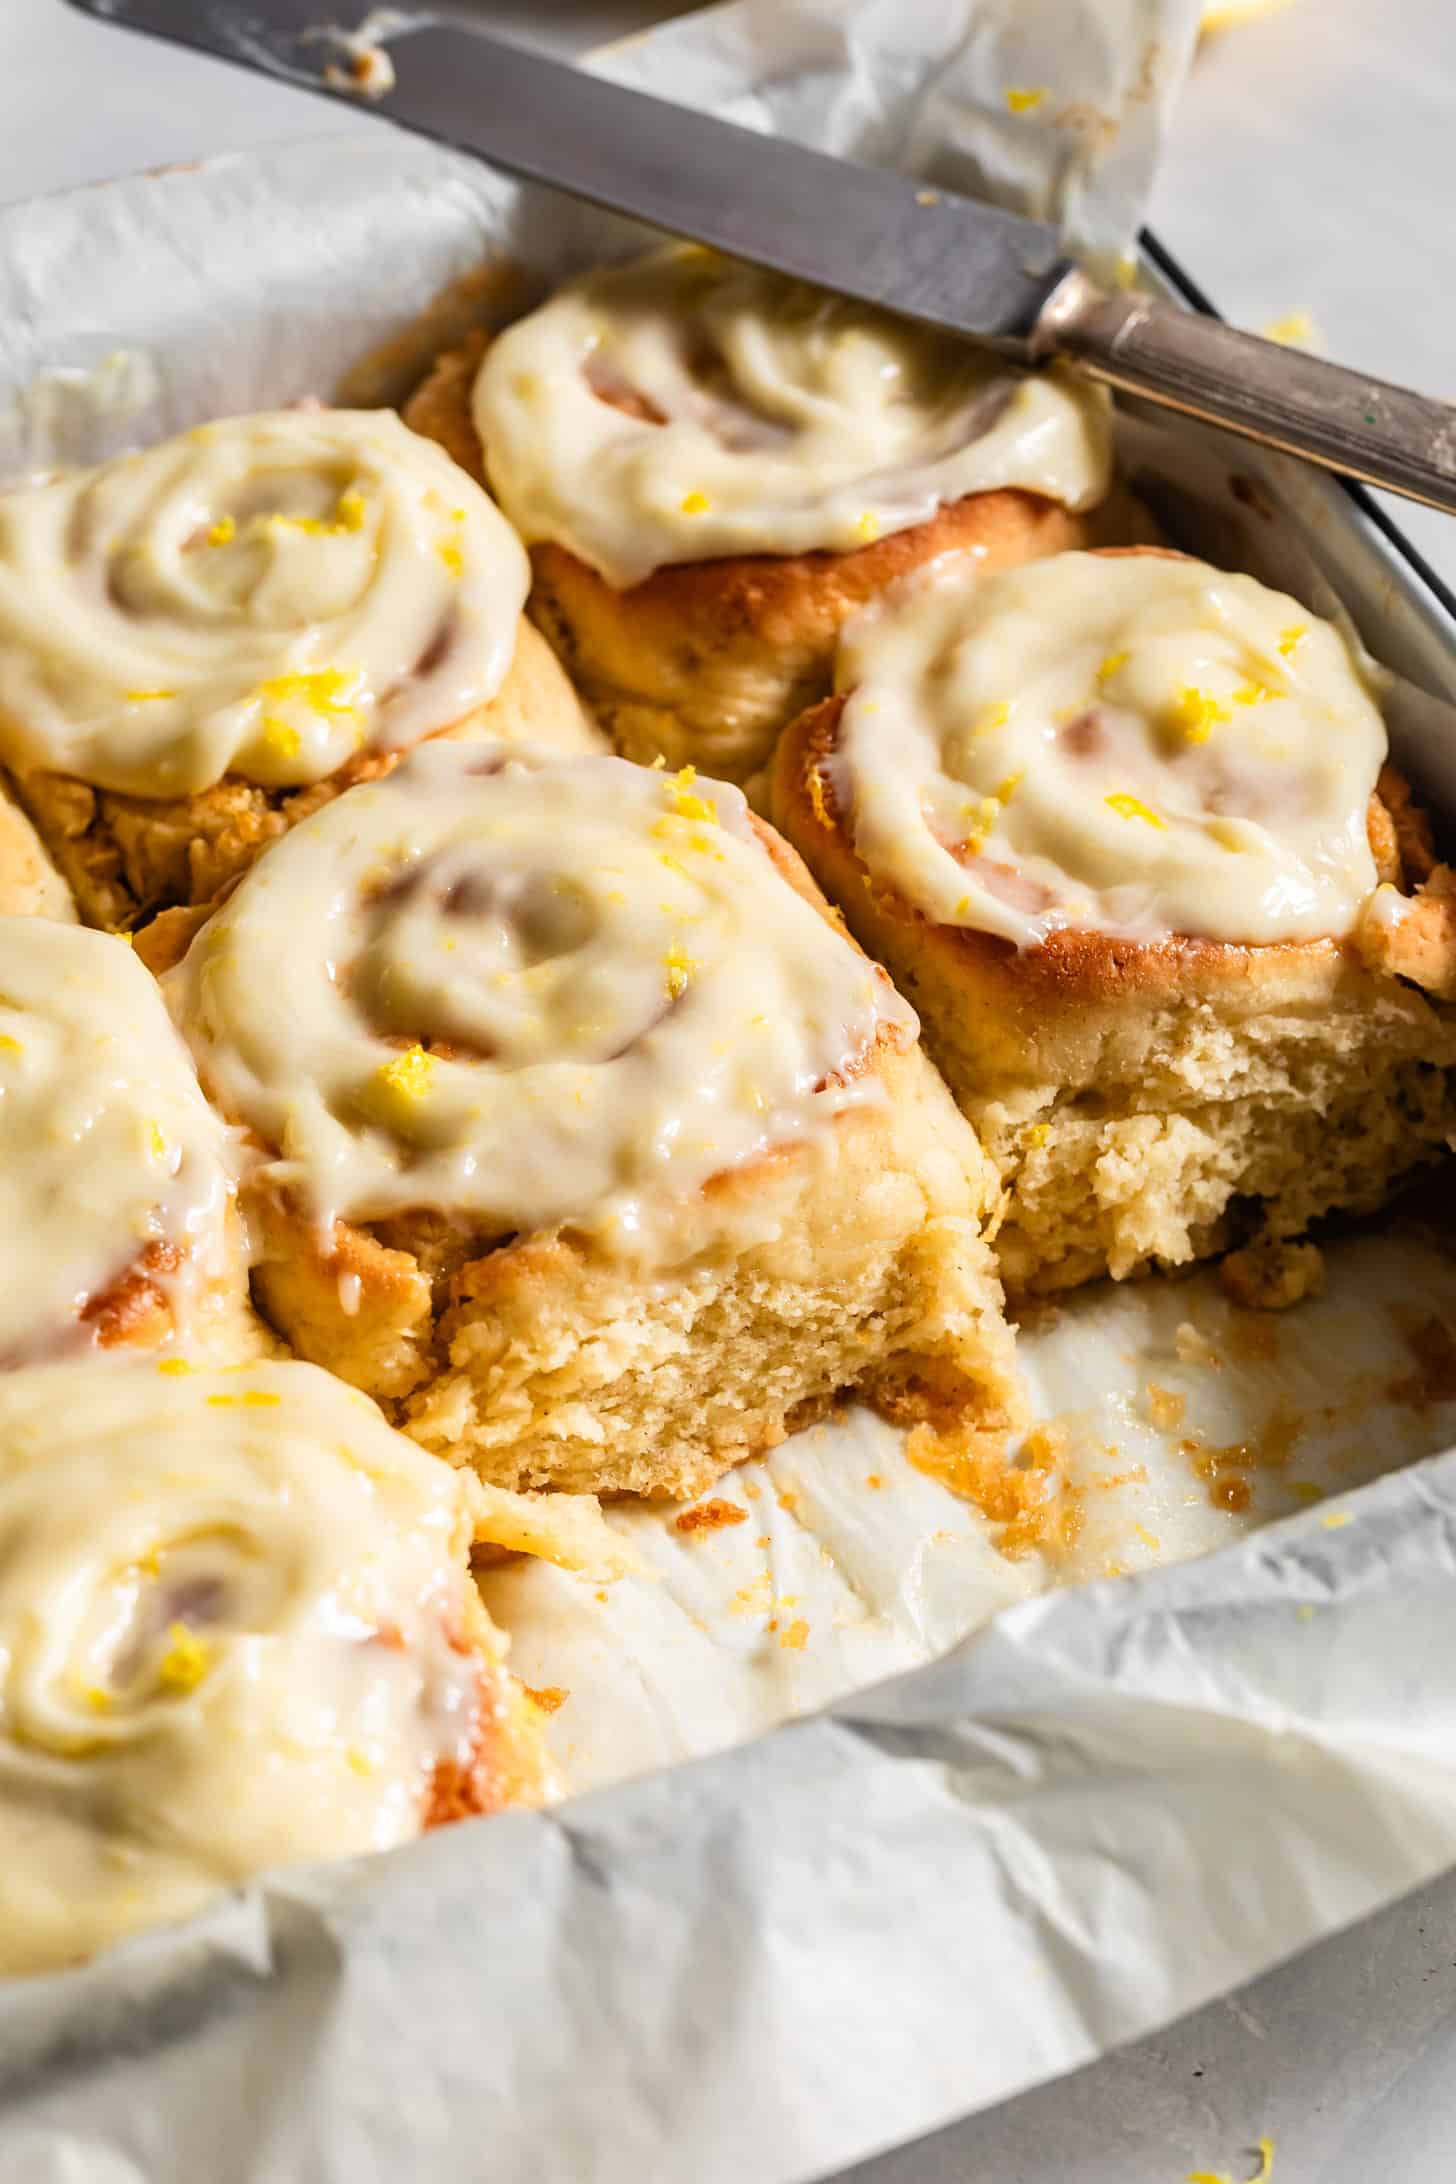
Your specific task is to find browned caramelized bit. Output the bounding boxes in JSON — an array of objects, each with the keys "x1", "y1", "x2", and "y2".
[{"x1": 673, "y1": 1497, "x2": 750, "y2": 1536}]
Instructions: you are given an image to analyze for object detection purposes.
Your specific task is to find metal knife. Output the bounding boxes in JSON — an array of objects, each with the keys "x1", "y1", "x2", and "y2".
[{"x1": 66, "y1": 0, "x2": 1456, "y2": 517}]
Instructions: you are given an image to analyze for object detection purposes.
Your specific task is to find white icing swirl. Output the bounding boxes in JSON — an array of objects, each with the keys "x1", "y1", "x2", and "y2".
[
  {"x1": 475, "y1": 245, "x2": 1113, "y2": 588},
  {"x1": 0, "y1": 1357, "x2": 514, "y2": 1975},
  {"x1": 170, "y1": 742, "x2": 910, "y2": 1245},
  {"x1": 0, "y1": 918, "x2": 238, "y2": 1363},
  {"x1": 0, "y1": 409, "x2": 529, "y2": 797},
  {"x1": 834, "y1": 551, "x2": 1387, "y2": 947}
]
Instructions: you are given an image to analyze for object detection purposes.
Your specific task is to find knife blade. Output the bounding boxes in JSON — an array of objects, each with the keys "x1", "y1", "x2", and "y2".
[{"x1": 60, "y1": 0, "x2": 1456, "y2": 517}]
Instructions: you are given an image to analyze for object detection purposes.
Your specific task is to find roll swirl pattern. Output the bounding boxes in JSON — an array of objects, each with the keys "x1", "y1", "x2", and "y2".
[
  {"x1": 172, "y1": 741, "x2": 912, "y2": 1247},
  {"x1": 0, "y1": 1358, "x2": 539, "y2": 1975},
  {"x1": 475, "y1": 245, "x2": 1113, "y2": 587},
  {"x1": 832, "y1": 549, "x2": 1387, "y2": 948},
  {"x1": 0, "y1": 409, "x2": 529, "y2": 798}
]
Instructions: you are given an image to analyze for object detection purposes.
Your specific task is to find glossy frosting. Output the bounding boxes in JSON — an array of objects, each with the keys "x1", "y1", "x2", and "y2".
[
  {"x1": 0, "y1": 1357, "x2": 512, "y2": 1975},
  {"x1": 0, "y1": 918, "x2": 238, "y2": 1363},
  {"x1": 833, "y1": 550, "x2": 1387, "y2": 947},
  {"x1": 474, "y1": 245, "x2": 1113, "y2": 588},
  {"x1": 171, "y1": 742, "x2": 910, "y2": 1247},
  {"x1": 0, "y1": 409, "x2": 528, "y2": 797}
]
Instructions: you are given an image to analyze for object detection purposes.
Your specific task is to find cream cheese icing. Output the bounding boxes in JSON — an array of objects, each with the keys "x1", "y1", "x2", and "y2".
[
  {"x1": 0, "y1": 918, "x2": 239, "y2": 1364},
  {"x1": 833, "y1": 550, "x2": 1387, "y2": 948},
  {"x1": 0, "y1": 1357, "x2": 514, "y2": 1975},
  {"x1": 474, "y1": 245, "x2": 1113, "y2": 588},
  {"x1": 0, "y1": 409, "x2": 529, "y2": 798},
  {"x1": 170, "y1": 742, "x2": 911, "y2": 1247}
]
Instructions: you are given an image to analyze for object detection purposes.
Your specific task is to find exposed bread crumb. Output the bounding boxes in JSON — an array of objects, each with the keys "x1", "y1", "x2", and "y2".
[
  {"x1": 1143, "y1": 1381, "x2": 1186, "y2": 1431},
  {"x1": 673, "y1": 1497, "x2": 749, "y2": 1536},
  {"x1": 1219, "y1": 1236, "x2": 1325, "y2": 1312},
  {"x1": 1175, "y1": 1321, "x2": 1222, "y2": 1368},
  {"x1": 907, "y1": 1420, "x2": 1081, "y2": 1560}
]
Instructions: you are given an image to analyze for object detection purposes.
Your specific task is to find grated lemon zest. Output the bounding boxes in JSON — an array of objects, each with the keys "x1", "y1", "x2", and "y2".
[
  {"x1": 1005, "y1": 86, "x2": 1045, "y2": 113},
  {"x1": 1106, "y1": 792, "x2": 1165, "y2": 829},
  {"x1": 157, "y1": 1358, "x2": 192, "y2": 1377},
  {"x1": 438, "y1": 539, "x2": 463, "y2": 576},
  {"x1": 1278, "y1": 624, "x2": 1307, "y2": 658},
  {"x1": 1096, "y1": 651, "x2": 1128, "y2": 684},
  {"x1": 157, "y1": 1623, "x2": 212, "y2": 1695},
  {"x1": 0, "y1": 1034, "x2": 21, "y2": 1057},
  {"x1": 206, "y1": 515, "x2": 236, "y2": 547},
  {"x1": 126, "y1": 688, "x2": 176, "y2": 702},
  {"x1": 854, "y1": 511, "x2": 881, "y2": 543},
  {"x1": 680, "y1": 490, "x2": 711, "y2": 515},
  {"x1": 1173, "y1": 685, "x2": 1231, "y2": 742},
  {"x1": 974, "y1": 700, "x2": 1010, "y2": 737}
]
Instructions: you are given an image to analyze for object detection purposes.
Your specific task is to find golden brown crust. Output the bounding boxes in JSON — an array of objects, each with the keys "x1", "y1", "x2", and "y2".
[
  {"x1": 9, "y1": 616, "x2": 600, "y2": 935},
  {"x1": 0, "y1": 778, "x2": 77, "y2": 921},
  {"x1": 423, "y1": 1621, "x2": 550, "y2": 1824},
  {"x1": 405, "y1": 332, "x2": 1155, "y2": 792}
]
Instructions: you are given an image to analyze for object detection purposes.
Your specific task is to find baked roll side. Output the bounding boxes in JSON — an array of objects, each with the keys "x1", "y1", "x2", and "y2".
[
  {"x1": 170, "y1": 742, "x2": 1023, "y2": 1495},
  {"x1": 0, "y1": 1357, "x2": 548, "y2": 1977},
  {"x1": 772, "y1": 553, "x2": 1456, "y2": 1295},
  {"x1": 0, "y1": 775, "x2": 76, "y2": 920}
]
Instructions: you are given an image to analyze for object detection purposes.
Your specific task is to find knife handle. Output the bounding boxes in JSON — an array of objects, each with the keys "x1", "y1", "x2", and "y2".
[{"x1": 1035, "y1": 270, "x2": 1456, "y2": 518}]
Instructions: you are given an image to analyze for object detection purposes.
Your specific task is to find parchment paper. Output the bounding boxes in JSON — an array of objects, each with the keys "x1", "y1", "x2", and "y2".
[{"x1": 4, "y1": 8, "x2": 1456, "y2": 2181}]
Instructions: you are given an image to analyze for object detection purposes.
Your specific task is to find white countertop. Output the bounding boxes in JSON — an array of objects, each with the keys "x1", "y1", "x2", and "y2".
[{"x1": 5, "y1": 4, "x2": 1456, "y2": 2179}]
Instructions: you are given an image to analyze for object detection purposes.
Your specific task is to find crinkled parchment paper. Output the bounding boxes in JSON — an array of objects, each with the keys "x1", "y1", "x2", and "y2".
[{"x1": 5, "y1": 7, "x2": 1456, "y2": 2181}]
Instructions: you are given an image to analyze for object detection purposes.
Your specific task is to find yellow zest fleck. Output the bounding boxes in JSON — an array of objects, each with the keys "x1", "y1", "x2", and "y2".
[
  {"x1": 914, "y1": 188, "x2": 940, "y2": 207},
  {"x1": 364, "y1": 1039, "x2": 432, "y2": 1126},
  {"x1": 0, "y1": 1034, "x2": 21, "y2": 1057},
  {"x1": 259, "y1": 667, "x2": 362, "y2": 718},
  {"x1": 239, "y1": 1390, "x2": 281, "y2": 1408},
  {"x1": 1105, "y1": 792, "x2": 1165, "y2": 829},
  {"x1": 126, "y1": 688, "x2": 177, "y2": 703},
  {"x1": 649, "y1": 753, "x2": 667, "y2": 771},
  {"x1": 1189, "y1": 2137, "x2": 1274, "y2": 2184},
  {"x1": 854, "y1": 511, "x2": 881, "y2": 544},
  {"x1": 148, "y1": 1122, "x2": 168, "y2": 1161},
  {"x1": 668, "y1": 766, "x2": 716, "y2": 824},
  {"x1": 157, "y1": 1358, "x2": 192, "y2": 1377},
  {"x1": 347, "y1": 1747, "x2": 375, "y2": 1778},
  {"x1": 1233, "y1": 681, "x2": 1275, "y2": 706},
  {"x1": 993, "y1": 772, "x2": 1022, "y2": 804},
  {"x1": 438, "y1": 539, "x2": 463, "y2": 576},
  {"x1": 680, "y1": 490, "x2": 711, "y2": 516},
  {"x1": 1005, "y1": 86, "x2": 1045, "y2": 113},
  {"x1": 1261, "y1": 311, "x2": 1319, "y2": 349},
  {"x1": 336, "y1": 490, "x2": 366, "y2": 531},
  {"x1": 1278, "y1": 624, "x2": 1307, "y2": 658},
  {"x1": 1173, "y1": 685, "x2": 1231, "y2": 743},
  {"x1": 779, "y1": 1618, "x2": 810, "y2": 1652},
  {"x1": 973, "y1": 699, "x2": 1010, "y2": 737},
  {"x1": 664, "y1": 941, "x2": 698, "y2": 1001},
  {"x1": 206, "y1": 515, "x2": 236, "y2": 546},
  {"x1": 1321, "y1": 1509, "x2": 1353, "y2": 1529},
  {"x1": 157, "y1": 1623, "x2": 212, "y2": 1695},
  {"x1": 1096, "y1": 651, "x2": 1128, "y2": 685},
  {"x1": 1026, "y1": 1122, "x2": 1050, "y2": 1148},
  {"x1": 954, "y1": 895, "x2": 972, "y2": 915},
  {"x1": 83, "y1": 1685, "x2": 112, "y2": 1713}
]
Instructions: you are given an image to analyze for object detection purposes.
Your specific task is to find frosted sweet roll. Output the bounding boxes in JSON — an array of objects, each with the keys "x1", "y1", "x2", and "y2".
[
  {"x1": 171, "y1": 741, "x2": 1022, "y2": 1494},
  {"x1": 0, "y1": 1358, "x2": 547, "y2": 1976},
  {"x1": 773, "y1": 548, "x2": 1456, "y2": 1292},
  {"x1": 0, "y1": 408, "x2": 599, "y2": 932},
  {"x1": 0, "y1": 917, "x2": 256, "y2": 1363}
]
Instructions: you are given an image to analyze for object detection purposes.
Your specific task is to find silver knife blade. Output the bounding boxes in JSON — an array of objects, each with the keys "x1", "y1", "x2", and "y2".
[{"x1": 66, "y1": 0, "x2": 1072, "y2": 345}]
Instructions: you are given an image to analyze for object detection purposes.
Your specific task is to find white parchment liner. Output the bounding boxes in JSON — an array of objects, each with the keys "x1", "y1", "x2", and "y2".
[{"x1": 5, "y1": 8, "x2": 1456, "y2": 2180}]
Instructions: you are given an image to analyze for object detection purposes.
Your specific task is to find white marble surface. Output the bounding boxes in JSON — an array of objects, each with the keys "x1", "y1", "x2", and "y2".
[{"x1": 5, "y1": 4, "x2": 1456, "y2": 2179}]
